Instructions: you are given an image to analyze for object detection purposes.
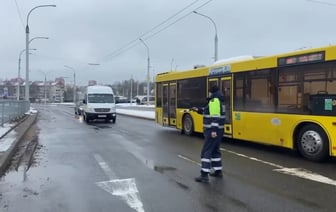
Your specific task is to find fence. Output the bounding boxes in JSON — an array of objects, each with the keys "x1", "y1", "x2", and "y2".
[{"x1": 0, "y1": 100, "x2": 30, "y2": 126}]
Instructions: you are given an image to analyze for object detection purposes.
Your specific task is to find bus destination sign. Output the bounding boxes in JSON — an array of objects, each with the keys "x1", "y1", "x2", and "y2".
[
  {"x1": 209, "y1": 65, "x2": 231, "y2": 76},
  {"x1": 278, "y1": 51, "x2": 325, "y2": 66}
]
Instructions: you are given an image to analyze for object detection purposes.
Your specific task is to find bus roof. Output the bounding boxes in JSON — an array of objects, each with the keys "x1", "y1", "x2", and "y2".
[
  {"x1": 156, "y1": 45, "x2": 336, "y2": 82},
  {"x1": 156, "y1": 66, "x2": 210, "y2": 82},
  {"x1": 213, "y1": 55, "x2": 256, "y2": 65}
]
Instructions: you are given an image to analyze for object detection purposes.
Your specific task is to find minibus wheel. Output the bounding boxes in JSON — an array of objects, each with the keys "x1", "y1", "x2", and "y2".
[
  {"x1": 296, "y1": 124, "x2": 329, "y2": 162},
  {"x1": 84, "y1": 114, "x2": 90, "y2": 123},
  {"x1": 182, "y1": 114, "x2": 194, "y2": 136}
]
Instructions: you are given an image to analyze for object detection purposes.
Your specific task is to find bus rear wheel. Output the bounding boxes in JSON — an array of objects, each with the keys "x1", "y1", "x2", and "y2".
[
  {"x1": 182, "y1": 114, "x2": 194, "y2": 136},
  {"x1": 296, "y1": 124, "x2": 329, "y2": 162}
]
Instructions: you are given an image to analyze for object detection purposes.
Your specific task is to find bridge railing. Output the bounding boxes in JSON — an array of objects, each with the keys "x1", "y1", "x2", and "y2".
[{"x1": 0, "y1": 100, "x2": 30, "y2": 127}]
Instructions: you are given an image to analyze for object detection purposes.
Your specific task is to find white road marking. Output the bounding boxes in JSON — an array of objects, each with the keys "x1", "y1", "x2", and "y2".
[
  {"x1": 220, "y1": 148, "x2": 336, "y2": 187},
  {"x1": 221, "y1": 148, "x2": 283, "y2": 169},
  {"x1": 94, "y1": 154, "x2": 145, "y2": 212},
  {"x1": 274, "y1": 168, "x2": 336, "y2": 186},
  {"x1": 178, "y1": 154, "x2": 201, "y2": 166},
  {"x1": 96, "y1": 179, "x2": 144, "y2": 212},
  {"x1": 94, "y1": 154, "x2": 116, "y2": 179}
]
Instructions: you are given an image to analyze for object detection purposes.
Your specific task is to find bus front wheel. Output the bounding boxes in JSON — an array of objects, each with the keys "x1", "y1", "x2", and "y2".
[
  {"x1": 182, "y1": 114, "x2": 194, "y2": 136},
  {"x1": 296, "y1": 124, "x2": 329, "y2": 162}
]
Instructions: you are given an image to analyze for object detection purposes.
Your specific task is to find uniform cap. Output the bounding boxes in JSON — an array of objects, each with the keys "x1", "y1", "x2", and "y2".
[{"x1": 209, "y1": 85, "x2": 219, "y2": 93}]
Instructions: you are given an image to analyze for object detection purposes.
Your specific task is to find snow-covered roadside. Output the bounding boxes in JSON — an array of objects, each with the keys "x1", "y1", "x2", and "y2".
[
  {"x1": 117, "y1": 109, "x2": 154, "y2": 119},
  {"x1": 116, "y1": 103, "x2": 155, "y2": 119},
  {"x1": 0, "y1": 107, "x2": 37, "y2": 139},
  {"x1": 0, "y1": 123, "x2": 15, "y2": 139}
]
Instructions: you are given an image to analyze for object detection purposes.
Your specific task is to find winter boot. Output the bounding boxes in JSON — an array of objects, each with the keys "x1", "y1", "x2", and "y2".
[
  {"x1": 209, "y1": 170, "x2": 223, "y2": 178},
  {"x1": 194, "y1": 171, "x2": 209, "y2": 183}
]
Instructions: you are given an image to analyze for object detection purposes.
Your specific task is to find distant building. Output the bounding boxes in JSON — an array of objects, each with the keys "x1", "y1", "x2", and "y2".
[
  {"x1": 0, "y1": 77, "x2": 65, "y2": 102},
  {"x1": 49, "y1": 78, "x2": 65, "y2": 103},
  {"x1": 88, "y1": 80, "x2": 97, "y2": 86}
]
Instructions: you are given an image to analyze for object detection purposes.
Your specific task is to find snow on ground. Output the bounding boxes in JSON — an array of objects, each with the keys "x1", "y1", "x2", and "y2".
[
  {"x1": 116, "y1": 103, "x2": 155, "y2": 108},
  {"x1": 0, "y1": 123, "x2": 14, "y2": 138},
  {"x1": 116, "y1": 103, "x2": 155, "y2": 119},
  {"x1": 0, "y1": 107, "x2": 38, "y2": 151},
  {"x1": 117, "y1": 109, "x2": 154, "y2": 119},
  {"x1": 26, "y1": 107, "x2": 38, "y2": 115}
]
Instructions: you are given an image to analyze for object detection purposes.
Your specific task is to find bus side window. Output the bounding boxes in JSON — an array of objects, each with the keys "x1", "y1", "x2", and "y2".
[{"x1": 302, "y1": 93, "x2": 312, "y2": 114}]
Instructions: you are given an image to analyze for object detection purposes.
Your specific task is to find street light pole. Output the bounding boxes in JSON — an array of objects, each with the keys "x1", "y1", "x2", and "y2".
[
  {"x1": 64, "y1": 65, "x2": 76, "y2": 104},
  {"x1": 130, "y1": 75, "x2": 133, "y2": 105},
  {"x1": 193, "y1": 11, "x2": 218, "y2": 62},
  {"x1": 25, "y1": 4, "x2": 56, "y2": 101},
  {"x1": 37, "y1": 70, "x2": 49, "y2": 105},
  {"x1": 139, "y1": 38, "x2": 150, "y2": 106},
  {"x1": 18, "y1": 48, "x2": 36, "y2": 100},
  {"x1": 29, "y1": 36, "x2": 49, "y2": 44},
  {"x1": 44, "y1": 73, "x2": 47, "y2": 105}
]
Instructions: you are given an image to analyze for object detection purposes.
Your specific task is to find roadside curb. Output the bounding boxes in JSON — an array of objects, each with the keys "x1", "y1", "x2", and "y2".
[
  {"x1": 0, "y1": 113, "x2": 38, "y2": 176},
  {"x1": 0, "y1": 114, "x2": 29, "y2": 140}
]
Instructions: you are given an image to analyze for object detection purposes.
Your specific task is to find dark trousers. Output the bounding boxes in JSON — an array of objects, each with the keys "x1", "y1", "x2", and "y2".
[{"x1": 200, "y1": 129, "x2": 223, "y2": 174}]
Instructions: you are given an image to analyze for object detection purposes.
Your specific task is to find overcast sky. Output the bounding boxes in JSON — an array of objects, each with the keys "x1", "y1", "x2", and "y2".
[{"x1": 1, "y1": 0, "x2": 336, "y2": 85}]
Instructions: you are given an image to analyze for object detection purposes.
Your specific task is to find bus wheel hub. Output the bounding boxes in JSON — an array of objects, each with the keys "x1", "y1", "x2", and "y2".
[{"x1": 301, "y1": 130, "x2": 322, "y2": 154}]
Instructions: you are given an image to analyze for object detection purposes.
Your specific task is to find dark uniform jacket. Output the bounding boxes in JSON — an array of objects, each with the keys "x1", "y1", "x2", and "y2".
[{"x1": 197, "y1": 91, "x2": 225, "y2": 134}]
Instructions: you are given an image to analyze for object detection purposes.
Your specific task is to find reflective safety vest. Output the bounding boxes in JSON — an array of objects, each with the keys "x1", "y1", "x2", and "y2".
[{"x1": 203, "y1": 97, "x2": 225, "y2": 132}]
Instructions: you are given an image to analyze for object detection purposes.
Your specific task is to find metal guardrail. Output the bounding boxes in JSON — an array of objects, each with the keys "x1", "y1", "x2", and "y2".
[{"x1": 0, "y1": 100, "x2": 30, "y2": 127}]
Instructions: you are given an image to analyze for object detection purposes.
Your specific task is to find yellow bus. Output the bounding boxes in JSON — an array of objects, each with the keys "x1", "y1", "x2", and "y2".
[{"x1": 155, "y1": 45, "x2": 336, "y2": 162}]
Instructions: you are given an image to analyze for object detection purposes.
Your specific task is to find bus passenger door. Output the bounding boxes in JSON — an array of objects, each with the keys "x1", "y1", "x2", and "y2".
[
  {"x1": 162, "y1": 84, "x2": 169, "y2": 125},
  {"x1": 208, "y1": 79, "x2": 218, "y2": 91},
  {"x1": 221, "y1": 77, "x2": 232, "y2": 137},
  {"x1": 169, "y1": 83, "x2": 177, "y2": 125},
  {"x1": 162, "y1": 83, "x2": 177, "y2": 126}
]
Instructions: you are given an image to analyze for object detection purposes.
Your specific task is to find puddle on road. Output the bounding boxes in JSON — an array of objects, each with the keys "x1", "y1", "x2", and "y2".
[
  {"x1": 0, "y1": 165, "x2": 26, "y2": 183},
  {"x1": 173, "y1": 180, "x2": 190, "y2": 191},
  {"x1": 95, "y1": 125, "x2": 112, "y2": 129},
  {"x1": 153, "y1": 165, "x2": 177, "y2": 173},
  {"x1": 143, "y1": 159, "x2": 191, "y2": 192},
  {"x1": 90, "y1": 124, "x2": 112, "y2": 131},
  {"x1": 144, "y1": 159, "x2": 177, "y2": 174},
  {"x1": 0, "y1": 126, "x2": 48, "y2": 206}
]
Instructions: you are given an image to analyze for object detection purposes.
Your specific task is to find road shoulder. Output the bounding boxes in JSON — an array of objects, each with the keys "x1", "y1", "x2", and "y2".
[{"x1": 0, "y1": 113, "x2": 38, "y2": 176}]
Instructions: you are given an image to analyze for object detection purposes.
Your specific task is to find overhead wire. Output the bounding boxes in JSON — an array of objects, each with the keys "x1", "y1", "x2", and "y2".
[
  {"x1": 142, "y1": 0, "x2": 213, "y2": 41},
  {"x1": 12, "y1": 0, "x2": 25, "y2": 29},
  {"x1": 307, "y1": 0, "x2": 336, "y2": 7},
  {"x1": 102, "y1": 0, "x2": 203, "y2": 61},
  {"x1": 101, "y1": 0, "x2": 213, "y2": 62}
]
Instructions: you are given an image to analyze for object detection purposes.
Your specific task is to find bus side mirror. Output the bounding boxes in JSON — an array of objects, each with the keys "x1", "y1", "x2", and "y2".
[{"x1": 83, "y1": 99, "x2": 86, "y2": 104}]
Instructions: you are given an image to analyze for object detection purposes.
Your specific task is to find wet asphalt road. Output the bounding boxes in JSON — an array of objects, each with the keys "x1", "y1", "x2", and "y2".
[{"x1": 0, "y1": 104, "x2": 336, "y2": 212}]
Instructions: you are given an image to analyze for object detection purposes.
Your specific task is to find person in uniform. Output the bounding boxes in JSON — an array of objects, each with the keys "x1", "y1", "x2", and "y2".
[{"x1": 192, "y1": 85, "x2": 225, "y2": 183}]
